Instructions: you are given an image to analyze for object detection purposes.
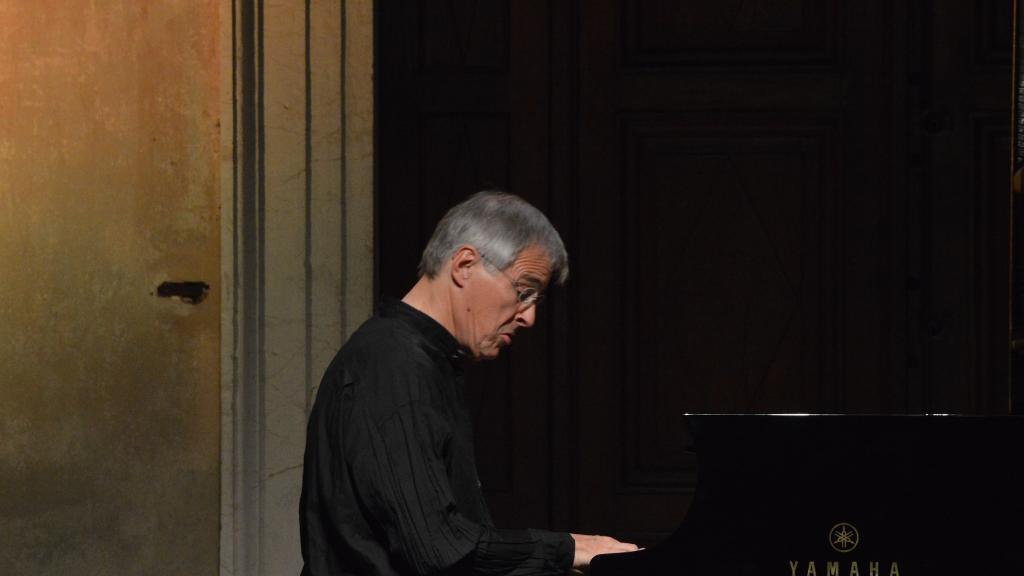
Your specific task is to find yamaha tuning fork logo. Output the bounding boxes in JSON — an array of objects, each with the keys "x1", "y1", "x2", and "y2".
[{"x1": 829, "y1": 523, "x2": 860, "y2": 553}]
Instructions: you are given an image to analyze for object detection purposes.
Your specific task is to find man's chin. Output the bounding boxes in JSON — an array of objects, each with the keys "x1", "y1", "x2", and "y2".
[{"x1": 471, "y1": 340, "x2": 505, "y2": 361}]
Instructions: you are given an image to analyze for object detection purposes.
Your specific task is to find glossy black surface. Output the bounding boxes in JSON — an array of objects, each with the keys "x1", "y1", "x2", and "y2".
[{"x1": 589, "y1": 415, "x2": 1024, "y2": 575}]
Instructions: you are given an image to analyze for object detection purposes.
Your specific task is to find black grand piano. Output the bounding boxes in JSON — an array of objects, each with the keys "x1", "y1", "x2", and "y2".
[{"x1": 589, "y1": 415, "x2": 1024, "y2": 575}]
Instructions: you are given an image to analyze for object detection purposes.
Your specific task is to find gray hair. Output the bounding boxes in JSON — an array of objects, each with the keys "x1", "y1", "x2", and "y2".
[{"x1": 418, "y1": 190, "x2": 569, "y2": 286}]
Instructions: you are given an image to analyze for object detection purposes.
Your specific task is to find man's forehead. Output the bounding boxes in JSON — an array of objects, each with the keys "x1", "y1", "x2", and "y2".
[{"x1": 509, "y1": 246, "x2": 553, "y2": 284}]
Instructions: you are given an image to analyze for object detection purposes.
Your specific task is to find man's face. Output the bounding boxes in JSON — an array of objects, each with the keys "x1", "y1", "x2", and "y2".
[{"x1": 456, "y1": 245, "x2": 552, "y2": 360}]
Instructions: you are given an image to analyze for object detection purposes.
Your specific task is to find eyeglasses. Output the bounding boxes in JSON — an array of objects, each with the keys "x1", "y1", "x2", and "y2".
[{"x1": 479, "y1": 253, "x2": 545, "y2": 309}]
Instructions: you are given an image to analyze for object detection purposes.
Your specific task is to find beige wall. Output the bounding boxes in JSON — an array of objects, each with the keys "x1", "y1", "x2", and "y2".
[{"x1": 0, "y1": 1, "x2": 221, "y2": 575}]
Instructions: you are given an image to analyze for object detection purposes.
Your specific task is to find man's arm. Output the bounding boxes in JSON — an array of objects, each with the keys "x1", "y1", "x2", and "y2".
[
  {"x1": 348, "y1": 401, "x2": 482, "y2": 573},
  {"x1": 348, "y1": 400, "x2": 638, "y2": 575}
]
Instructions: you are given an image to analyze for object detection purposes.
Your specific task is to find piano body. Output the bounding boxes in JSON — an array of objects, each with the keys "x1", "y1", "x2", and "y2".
[{"x1": 589, "y1": 415, "x2": 1024, "y2": 575}]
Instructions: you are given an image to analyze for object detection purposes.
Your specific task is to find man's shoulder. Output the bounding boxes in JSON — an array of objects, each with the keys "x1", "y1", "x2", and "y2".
[
  {"x1": 340, "y1": 313, "x2": 431, "y2": 365},
  {"x1": 319, "y1": 313, "x2": 447, "y2": 408}
]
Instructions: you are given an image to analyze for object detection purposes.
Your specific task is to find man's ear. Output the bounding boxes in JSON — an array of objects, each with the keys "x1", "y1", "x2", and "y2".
[{"x1": 449, "y1": 245, "x2": 479, "y2": 288}]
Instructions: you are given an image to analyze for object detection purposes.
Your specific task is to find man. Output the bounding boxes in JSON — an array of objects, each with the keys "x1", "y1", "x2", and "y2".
[{"x1": 300, "y1": 191, "x2": 637, "y2": 575}]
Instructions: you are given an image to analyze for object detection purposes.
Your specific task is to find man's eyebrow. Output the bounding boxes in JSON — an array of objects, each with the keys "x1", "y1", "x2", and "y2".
[{"x1": 517, "y1": 275, "x2": 544, "y2": 288}]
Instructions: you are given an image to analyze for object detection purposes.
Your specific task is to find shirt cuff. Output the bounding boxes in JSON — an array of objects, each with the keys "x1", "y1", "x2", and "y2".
[
  {"x1": 526, "y1": 529, "x2": 574, "y2": 574},
  {"x1": 467, "y1": 527, "x2": 575, "y2": 575}
]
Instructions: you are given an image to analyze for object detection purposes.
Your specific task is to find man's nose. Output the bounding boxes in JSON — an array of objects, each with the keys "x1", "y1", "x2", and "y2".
[{"x1": 515, "y1": 303, "x2": 537, "y2": 328}]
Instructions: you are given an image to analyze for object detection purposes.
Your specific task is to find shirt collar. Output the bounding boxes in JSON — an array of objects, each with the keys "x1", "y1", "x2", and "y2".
[{"x1": 378, "y1": 297, "x2": 468, "y2": 366}]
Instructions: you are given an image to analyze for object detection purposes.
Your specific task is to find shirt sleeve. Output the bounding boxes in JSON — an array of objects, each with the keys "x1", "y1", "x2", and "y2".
[
  {"x1": 349, "y1": 401, "x2": 574, "y2": 576},
  {"x1": 459, "y1": 526, "x2": 574, "y2": 576}
]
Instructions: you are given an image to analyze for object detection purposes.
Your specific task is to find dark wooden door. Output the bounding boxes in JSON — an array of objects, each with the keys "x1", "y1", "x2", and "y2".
[
  {"x1": 914, "y1": 0, "x2": 1011, "y2": 413},
  {"x1": 377, "y1": 0, "x2": 1013, "y2": 545}
]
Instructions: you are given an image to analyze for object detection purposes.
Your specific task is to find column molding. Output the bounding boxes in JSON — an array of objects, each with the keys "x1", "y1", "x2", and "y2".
[{"x1": 219, "y1": 0, "x2": 374, "y2": 573}]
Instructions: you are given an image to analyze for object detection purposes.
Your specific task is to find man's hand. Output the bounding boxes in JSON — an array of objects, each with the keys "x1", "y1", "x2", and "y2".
[{"x1": 570, "y1": 533, "x2": 639, "y2": 568}]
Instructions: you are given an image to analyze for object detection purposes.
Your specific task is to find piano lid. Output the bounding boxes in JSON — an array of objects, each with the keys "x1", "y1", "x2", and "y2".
[{"x1": 590, "y1": 414, "x2": 1024, "y2": 575}]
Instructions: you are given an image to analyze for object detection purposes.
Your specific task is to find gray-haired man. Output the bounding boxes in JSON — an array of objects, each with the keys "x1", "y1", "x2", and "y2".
[{"x1": 299, "y1": 191, "x2": 636, "y2": 575}]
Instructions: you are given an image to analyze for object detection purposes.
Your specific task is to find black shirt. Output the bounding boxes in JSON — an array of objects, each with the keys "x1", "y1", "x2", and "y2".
[{"x1": 299, "y1": 299, "x2": 574, "y2": 576}]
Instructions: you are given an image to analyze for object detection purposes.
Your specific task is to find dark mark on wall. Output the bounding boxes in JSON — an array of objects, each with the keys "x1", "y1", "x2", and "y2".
[{"x1": 156, "y1": 281, "x2": 210, "y2": 304}]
